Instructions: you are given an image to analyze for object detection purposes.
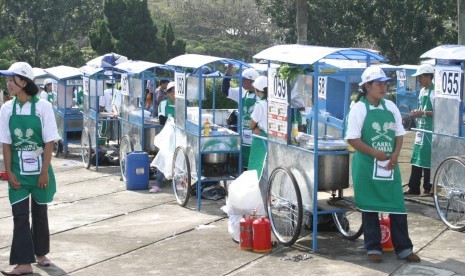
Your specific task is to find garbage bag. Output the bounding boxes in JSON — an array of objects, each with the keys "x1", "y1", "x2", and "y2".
[
  {"x1": 151, "y1": 117, "x2": 175, "y2": 179},
  {"x1": 226, "y1": 170, "x2": 266, "y2": 216}
]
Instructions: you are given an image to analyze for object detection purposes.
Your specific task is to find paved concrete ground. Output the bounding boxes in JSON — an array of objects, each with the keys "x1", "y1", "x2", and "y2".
[{"x1": 0, "y1": 132, "x2": 464, "y2": 276}]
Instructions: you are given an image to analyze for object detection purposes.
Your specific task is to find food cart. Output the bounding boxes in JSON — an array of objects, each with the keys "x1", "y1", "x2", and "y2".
[
  {"x1": 32, "y1": 67, "x2": 50, "y2": 87},
  {"x1": 394, "y1": 65, "x2": 421, "y2": 129},
  {"x1": 113, "y1": 60, "x2": 174, "y2": 180},
  {"x1": 80, "y1": 53, "x2": 128, "y2": 169},
  {"x1": 165, "y1": 54, "x2": 250, "y2": 210},
  {"x1": 417, "y1": 45, "x2": 465, "y2": 231},
  {"x1": 253, "y1": 44, "x2": 390, "y2": 251},
  {"x1": 44, "y1": 65, "x2": 83, "y2": 157}
]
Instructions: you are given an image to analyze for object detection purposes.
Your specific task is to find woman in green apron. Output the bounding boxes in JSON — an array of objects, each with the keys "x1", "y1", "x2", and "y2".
[
  {"x1": 222, "y1": 65, "x2": 260, "y2": 168},
  {"x1": 405, "y1": 64, "x2": 435, "y2": 197},
  {"x1": 0, "y1": 62, "x2": 59, "y2": 275},
  {"x1": 345, "y1": 66, "x2": 420, "y2": 264}
]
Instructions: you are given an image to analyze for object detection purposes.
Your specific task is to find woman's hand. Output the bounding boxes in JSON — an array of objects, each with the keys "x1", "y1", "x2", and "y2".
[
  {"x1": 7, "y1": 171, "x2": 21, "y2": 189},
  {"x1": 373, "y1": 150, "x2": 389, "y2": 161},
  {"x1": 252, "y1": 127, "x2": 261, "y2": 135},
  {"x1": 387, "y1": 152, "x2": 399, "y2": 170},
  {"x1": 38, "y1": 171, "x2": 50, "y2": 189}
]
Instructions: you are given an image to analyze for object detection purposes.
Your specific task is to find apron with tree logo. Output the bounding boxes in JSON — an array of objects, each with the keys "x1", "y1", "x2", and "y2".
[{"x1": 411, "y1": 85, "x2": 433, "y2": 168}]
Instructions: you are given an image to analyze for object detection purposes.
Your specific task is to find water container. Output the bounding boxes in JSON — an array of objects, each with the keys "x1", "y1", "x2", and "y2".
[{"x1": 125, "y1": 151, "x2": 149, "y2": 190}]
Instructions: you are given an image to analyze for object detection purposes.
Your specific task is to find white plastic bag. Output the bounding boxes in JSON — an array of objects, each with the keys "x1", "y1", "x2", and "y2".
[
  {"x1": 227, "y1": 170, "x2": 266, "y2": 216},
  {"x1": 151, "y1": 116, "x2": 175, "y2": 179}
]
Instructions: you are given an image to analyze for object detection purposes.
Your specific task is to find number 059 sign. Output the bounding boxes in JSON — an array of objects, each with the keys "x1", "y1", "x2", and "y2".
[{"x1": 435, "y1": 65, "x2": 462, "y2": 101}]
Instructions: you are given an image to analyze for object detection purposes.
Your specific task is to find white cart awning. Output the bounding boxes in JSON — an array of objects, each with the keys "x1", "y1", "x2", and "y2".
[
  {"x1": 165, "y1": 54, "x2": 250, "y2": 69},
  {"x1": 45, "y1": 65, "x2": 82, "y2": 80},
  {"x1": 420, "y1": 45, "x2": 465, "y2": 60},
  {"x1": 114, "y1": 60, "x2": 173, "y2": 74}
]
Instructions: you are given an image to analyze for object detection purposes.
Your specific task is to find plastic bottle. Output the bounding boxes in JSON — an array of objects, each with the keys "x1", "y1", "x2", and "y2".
[
  {"x1": 291, "y1": 120, "x2": 299, "y2": 145},
  {"x1": 204, "y1": 119, "x2": 211, "y2": 136}
]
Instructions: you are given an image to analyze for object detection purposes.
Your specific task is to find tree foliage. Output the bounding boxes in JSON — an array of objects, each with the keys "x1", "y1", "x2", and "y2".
[
  {"x1": 0, "y1": 0, "x2": 103, "y2": 67},
  {"x1": 89, "y1": 0, "x2": 186, "y2": 63},
  {"x1": 255, "y1": 0, "x2": 457, "y2": 64}
]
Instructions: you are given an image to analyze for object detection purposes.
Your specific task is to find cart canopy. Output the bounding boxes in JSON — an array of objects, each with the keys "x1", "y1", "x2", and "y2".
[
  {"x1": 81, "y1": 53, "x2": 129, "y2": 76},
  {"x1": 33, "y1": 68, "x2": 48, "y2": 79},
  {"x1": 165, "y1": 54, "x2": 250, "y2": 70},
  {"x1": 114, "y1": 60, "x2": 174, "y2": 74},
  {"x1": 253, "y1": 44, "x2": 388, "y2": 65},
  {"x1": 420, "y1": 45, "x2": 465, "y2": 60},
  {"x1": 45, "y1": 65, "x2": 82, "y2": 80}
]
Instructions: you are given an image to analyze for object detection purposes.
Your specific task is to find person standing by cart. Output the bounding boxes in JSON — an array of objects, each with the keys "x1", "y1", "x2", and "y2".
[
  {"x1": 149, "y1": 81, "x2": 175, "y2": 193},
  {"x1": 152, "y1": 79, "x2": 169, "y2": 117},
  {"x1": 404, "y1": 64, "x2": 435, "y2": 197},
  {"x1": 0, "y1": 62, "x2": 60, "y2": 275},
  {"x1": 345, "y1": 66, "x2": 420, "y2": 264},
  {"x1": 222, "y1": 65, "x2": 259, "y2": 168},
  {"x1": 40, "y1": 78, "x2": 55, "y2": 103}
]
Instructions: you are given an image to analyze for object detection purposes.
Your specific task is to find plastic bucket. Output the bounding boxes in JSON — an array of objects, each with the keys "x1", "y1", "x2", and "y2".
[{"x1": 125, "y1": 151, "x2": 149, "y2": 190}]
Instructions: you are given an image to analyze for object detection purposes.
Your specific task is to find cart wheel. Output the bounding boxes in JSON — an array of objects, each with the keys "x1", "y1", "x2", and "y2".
[
  {"x1": 433, "y1": 156, "x2": 465, "y2": 231},
  {"x1": 131, "y1": 135, "x2": 142, "y2": 152},
  {"x1": 120, "y1": 135, "x2": 133, "y2": 182},
  {"x1": 172, "y1": 146, "x2": 191, "y2": 207},
  {"x1": 267, "y1": 166, "x2": 303, "y2": 246},
  {"x1": 332, "y1": 208, "x2": 363, "y2": 240},
  {"x1": 52, "y1": 140, "x2": 63, "y2": 157},
  {"x1": 81, "y1": 128, "x2": 92, "y2": 169}
]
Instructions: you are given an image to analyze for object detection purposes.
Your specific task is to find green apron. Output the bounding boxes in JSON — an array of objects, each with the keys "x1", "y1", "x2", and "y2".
[
  {"x1": 158, "y1": 98, "x2": 175, "y2": 118},
  {"x1": 351, "y1": 97, "x2": 406, "y2": 213},
  {"x1": 241, "y1": 91, "x2": 257, "y2": 168},
  {"x1": 47, "y1": 92, "x2": 54, "y2": 103},
  {"x1": 248, "y1": 129, "x2": 267, "y2": 179},
  {"x1": 411, "y1": 85, "x2": 433, "y2": 168},
  {"x1": 8, "y1": 97, "x2": 56, "y2": 205}
]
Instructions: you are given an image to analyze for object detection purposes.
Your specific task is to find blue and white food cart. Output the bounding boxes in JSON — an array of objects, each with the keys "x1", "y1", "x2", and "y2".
[
  {"x1": 253, "y1": 44, "x2": 390, "y2": 251},
  {"x1": 44, "y1": 65, "x2": 83, "y2": 157},
  {"x1": 418, "y1": 45, "x2": 465, "y2": 231},
  {"x1": 32, "y1": 67, "x2": 50, "y2": 87},
  {"x1": 165, "y1": 54, "x2": 249, "y2": 210},
  {"x1": 114, "y1": 60, "x2": 174, "y2": 180},
  {"x1": 80, "y1": 53, "x2": 128, "y2": 169}
]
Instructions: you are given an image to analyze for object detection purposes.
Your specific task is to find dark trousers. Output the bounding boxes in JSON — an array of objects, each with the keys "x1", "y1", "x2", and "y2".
[
  {"x1": 10, "y1": 197, "x2": 50, "y2": 265},
  {"x1": 408, "y1": 165, "x2": 432, "y2": 194},
  {"x1": 362, "y1": 212, "x2": 413, "y2": 258}
]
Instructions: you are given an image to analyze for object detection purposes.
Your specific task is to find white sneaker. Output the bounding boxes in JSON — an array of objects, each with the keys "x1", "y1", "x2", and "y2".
[{"x1": 149, "y1": 186, "x2": 162, "y2": 193}]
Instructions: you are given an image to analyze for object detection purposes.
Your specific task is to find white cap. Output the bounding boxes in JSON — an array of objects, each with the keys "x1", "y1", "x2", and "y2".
[
  {"x1": 241, "y1": 68, "x2": 259, "y2": 80},
  {"x1": 253, "y1": 76, "x2": 268, "y2": 91},
  {"x1": 359, "y1": 66, "x2": 393, "y2": 86},
  {"x1": 43, "y1": 78, "x2": 56, "y2": 86},
  {"x1": 411, "y1": 64, "x2": 434, "y2": 77},
  {"x1": 167, "y1": 81, "x2": 175, "y2": 92},
  {"x1": 0, "y1": 62, "x2": 35, "y2": 81}
]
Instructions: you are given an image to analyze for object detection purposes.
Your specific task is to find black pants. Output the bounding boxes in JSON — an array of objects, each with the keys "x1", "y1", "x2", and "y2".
[
  {"x1": 407, "y1": 165, "x2": 432, "y2": 194},
  {"x1": 10, "y1": 197, "x2": 50, "y2": 265}
]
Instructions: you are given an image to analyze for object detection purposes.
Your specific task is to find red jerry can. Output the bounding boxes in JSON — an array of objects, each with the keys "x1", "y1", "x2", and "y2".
[
  {"x1": 380, "y1": 213, "x2": 394, "y2": 251},
  {"x1": 252, "y1": 217, "x2": 272, "y2": 253},
  {"x1": 239, "y1": 215, "x2": 253, "y2": 250}
]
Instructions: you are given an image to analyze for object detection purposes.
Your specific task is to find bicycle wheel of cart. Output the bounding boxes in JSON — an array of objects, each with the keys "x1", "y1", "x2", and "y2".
[
  {"x1": 120, "y1": 135, "x2": 134, "y2": 181},
  {"x1": 52, "y1": 140, "x2": 63, "y2": 157},
  {"x1": 172, "y1": 146, "x2": 191, "y2": 207},
  {"x1": 267, "y1": 166, "x2": 303, "y2": 246},
  {"x1": 433, "y1": 156, "x2": 465, "y2": 231},
  {"x1": 332, "y1": 207, "x2": 363, "y2": 240},
  {"x1": 80, "y1": 128, "x2": 92, "y2": 169}
]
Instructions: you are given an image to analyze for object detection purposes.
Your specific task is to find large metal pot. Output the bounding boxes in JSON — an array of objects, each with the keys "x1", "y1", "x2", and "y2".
[
  {"x1": 202, "y1": 153, "x2": 229, "y2": 165},
  {"x1": 301, "y1": 137, "x2": 349, "y2": 191}
]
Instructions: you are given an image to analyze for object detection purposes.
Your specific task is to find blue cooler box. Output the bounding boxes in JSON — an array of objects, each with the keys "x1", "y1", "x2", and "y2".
[{"x1": 125, "y1": 151, "x2": 149, "y2": 190}]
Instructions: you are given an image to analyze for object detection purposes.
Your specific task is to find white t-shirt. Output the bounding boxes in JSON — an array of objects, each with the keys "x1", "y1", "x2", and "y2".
[
  {"x1": 0, "y1": 99, "x2": 61, "y2": 144},
  {"x1": 345, "y1": 99, "x2": 406, "y2": 140},
  {"x1": 251, "y1": 99, "x2": 268, "y2": 133},
  {"x1": 99, "y1": 88, "x2": 113, "y2": 112},
  {"x1": 39, "y1": 91, "x2": 49, "y2": 101},
  {"x1": 419, "y1": 86, "x2": 435, "y2": 109},
  {"x1": 227, "y1": 87, "x2": 257, "y2": 103},
  {"x1": 112, "y1": 90, "x2": 122, "y2": 114}
]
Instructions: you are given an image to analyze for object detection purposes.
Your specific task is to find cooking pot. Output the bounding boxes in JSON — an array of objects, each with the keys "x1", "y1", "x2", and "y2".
[{"x1": 202, "y1": 153, "x2": 229, "y2": 165}]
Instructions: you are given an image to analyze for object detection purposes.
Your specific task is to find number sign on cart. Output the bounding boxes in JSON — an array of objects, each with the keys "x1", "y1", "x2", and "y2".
[
  {"x1": 318, "y1": 76, "x2": 327, "y2": 99},
  {"x1": 268, "y1": 68, "x2": 288, "y2": 139},
  {"x1": 435, "y1": 65, "x2": 462, "y2": 101},
  {"x1": 121, "y1": 74, "x2": 129, "y2": 96},
  {"x1": 175, "y1": 72, "x2": 186, "y2": 99}
]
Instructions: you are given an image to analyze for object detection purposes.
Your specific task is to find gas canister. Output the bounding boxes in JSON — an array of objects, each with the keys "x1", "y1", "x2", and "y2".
[{"x1": 252, "y1": 217, "x2": 271, "y2": 253}]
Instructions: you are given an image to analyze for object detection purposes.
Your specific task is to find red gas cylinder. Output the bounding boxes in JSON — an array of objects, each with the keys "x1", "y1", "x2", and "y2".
[
  {"x1": 239, "y1": 215, "x2": 253, "y2": 250},
  {"x1": 252, "y1": 217, "x2": 271, "y2": 253},
  {"x1": 380, "y1": 213, "x2": 394, "y2": 251}
]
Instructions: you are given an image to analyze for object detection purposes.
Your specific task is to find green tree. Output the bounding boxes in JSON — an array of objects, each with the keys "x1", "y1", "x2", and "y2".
[
  {"x1": 89, "y1": 20, "x2": 115, "y2": 55},
  {"x1": 0, "y1": 0, "x2": 103, "y2": 67}
]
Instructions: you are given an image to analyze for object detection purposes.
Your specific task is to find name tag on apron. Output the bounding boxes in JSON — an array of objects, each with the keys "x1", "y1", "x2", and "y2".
[
  {"x1": 242, "y1": 129, "x2": 252, "y2": 145},
  {"x1": 414, "y1": 131, "x2": 424, "y2": 146},
  {"x1": 373, "y1": 159, "x2": 393, "y2": 180},
  {"x1": 19, "y1": 150, "x2": 42, "y2": 175}
]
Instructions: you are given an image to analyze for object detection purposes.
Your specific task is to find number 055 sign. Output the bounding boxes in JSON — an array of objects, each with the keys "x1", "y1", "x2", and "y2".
[{"x1": 435, "y1": 65, "x2": 462, "y2": 101}]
